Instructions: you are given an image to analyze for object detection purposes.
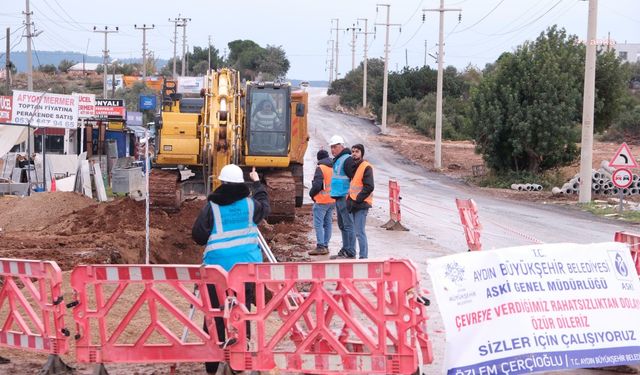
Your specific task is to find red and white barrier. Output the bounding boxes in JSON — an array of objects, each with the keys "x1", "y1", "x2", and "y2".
[
  {"x1": 455, "y1": 198, "x2": 483, "y2": 251},
  {"x1": 614, "y1": 231, "x2": 640, "y2": 276},
  {"x1": 70, "y1": 264, "x2": 229, "y2": 367},
  {"x1": 382, "y1": 179, "x2": 409, "y2": 231},
  {"x1": 225, "y1": 260, "x2": 432, "y2": 374},
  {"x1": 0, "y1": 258, "x2": 70, "y2": 371}
]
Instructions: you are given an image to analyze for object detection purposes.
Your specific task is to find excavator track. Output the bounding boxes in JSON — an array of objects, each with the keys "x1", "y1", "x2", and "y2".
[
  {"x1": 149, "y1": 169, "x2": 182, "y2": 212},
  {"x1": 264, "y1": 170, "x2": 296, "y2": 223}
]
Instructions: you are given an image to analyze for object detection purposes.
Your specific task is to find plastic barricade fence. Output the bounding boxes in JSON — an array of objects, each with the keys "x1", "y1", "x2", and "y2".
[
  {"x1": 382, "y1": 180, "x2": 409, "y2": 231},
  {"x1": 225, "y1": 260, "x2": 432, "y2": 374},
  {"x1": 0, "y1": 258, "x2": 70, "y2": 371},
  {"x1": 614, "y1": 231, "x2": 640, "y2": 276},
  {"x1": 70, "y1": 264, "x2": 229, "y2": 366},
  {"x1": 455, "y1": 198, "x2": 482, "y2": 251}
]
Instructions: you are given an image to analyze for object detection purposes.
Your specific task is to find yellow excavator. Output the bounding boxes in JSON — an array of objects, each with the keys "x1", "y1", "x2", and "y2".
[{"x1": 150, "y1": 68, "x2": 308, "y2": 221}]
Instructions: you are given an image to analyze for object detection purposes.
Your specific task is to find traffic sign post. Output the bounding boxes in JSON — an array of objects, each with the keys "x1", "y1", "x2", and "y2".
[
  {"x1": 612, "y1": 168, "x2": 633, "y2": 213},
  {"x1": 609, "y1": 142, "x2": 639, "y2": 169}
]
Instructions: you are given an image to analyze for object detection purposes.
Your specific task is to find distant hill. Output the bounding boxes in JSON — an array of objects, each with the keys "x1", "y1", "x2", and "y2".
[{"x1": 3, "y1": 51, "x2": 167, "y2": 72}]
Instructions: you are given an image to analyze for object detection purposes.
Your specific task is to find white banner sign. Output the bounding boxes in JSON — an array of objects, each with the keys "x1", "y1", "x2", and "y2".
[
  {"x1": 427, "y1": 242, "x2": 640, "y2": 375},
  {"x1": 177, "y1": 76, "x2": 205, "y2": 94},
  {"x1": 73, "y1": 93, "x2": 96, "y2": 119},
  {"x1": 11, "y1": 90, "x2": 78, "y2": 129}
]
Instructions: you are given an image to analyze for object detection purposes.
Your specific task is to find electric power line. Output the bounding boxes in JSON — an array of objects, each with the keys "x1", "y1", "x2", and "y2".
[
  {"x1": 484, "y1": 0, "x2": 564, "y2": 37},
  {"x1": 452, "y1": 0, "x2": 505, "y2": 34}
]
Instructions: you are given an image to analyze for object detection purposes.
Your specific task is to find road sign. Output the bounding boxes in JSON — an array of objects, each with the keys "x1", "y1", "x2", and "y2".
[
  {"x1": 609, "y1": 142, "x2": 639, "y2": 168},
  {"x1": 612, "y1": 168, "x2": 633, "y2": 188}
]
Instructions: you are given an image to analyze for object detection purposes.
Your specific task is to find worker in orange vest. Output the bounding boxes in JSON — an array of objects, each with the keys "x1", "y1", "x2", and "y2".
[
  {"x1": 347, "y1": 144, "x2": 374, "y2": 259},
  {"x1": 308, "y1": 149, "x2": 335, "y2": 255}
]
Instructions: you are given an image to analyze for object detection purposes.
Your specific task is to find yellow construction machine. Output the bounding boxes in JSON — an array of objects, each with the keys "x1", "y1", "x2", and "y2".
[{"x1": 150, "y1": 68, "x2": 308, "y2": 221}]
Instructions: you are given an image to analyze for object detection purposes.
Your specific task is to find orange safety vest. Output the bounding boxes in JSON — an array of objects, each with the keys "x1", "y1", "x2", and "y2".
[
  {"x1": 349, "y1": 160, "x2": 373, "y2": 205},
  {"x1": 314, "y1": 164, "x2": 335, "y2": 204}
]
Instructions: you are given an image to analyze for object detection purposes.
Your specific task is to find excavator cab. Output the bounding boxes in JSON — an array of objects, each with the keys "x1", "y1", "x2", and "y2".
[{"x1": 245, "y1": 83, "x2": 291, "y2": 157}]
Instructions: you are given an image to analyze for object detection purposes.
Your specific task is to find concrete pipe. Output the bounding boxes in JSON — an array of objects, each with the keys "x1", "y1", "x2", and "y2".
[
  {"x1": 572, "y1": 182, "x2": 580, "y2": 190},
  {"x1": 594, "y1": 189, "x2": 602, "y2": 196},
  {"x1": 511, "y1": 184, "x2": 521, "y2": 191},
  {"x1": 634, "y1": 175, "x2": 640, "y2": 182},
  {"x1": 623, "y1": 188, "x2": 631, "y2": 195},
  {"x1": 631, "y1": 188, "x2": 639, "y2": 195},
  {"x1": 562, "y1": 188, "x2": 573, "y2": 194},
  {"x1": 551, "y1": 187, "x2": 562, "y2": 195},
  {"x1": 603, "y1": 188, "x2": 612, "y2": 195},
  {"x1": 600, "y1": 161, "x2": 615, "y2": 174},
  {"x1": 533, "y1": 184, "x2": 543, "y2": 191},
  {"x1": 607, "y1": 181, "x2": 614, "y2": 189},
  {"x1": 597, "y1": 179, "x2": 605, "y2": 185},
  {"x1": 593, "y1": 172, "x2": 602, "y2": 180}
]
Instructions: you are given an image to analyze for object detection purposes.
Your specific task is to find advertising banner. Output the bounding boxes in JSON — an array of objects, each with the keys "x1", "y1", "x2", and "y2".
[
  {"x1": 95, "y1": 99, "x2": 126, "y2": 120},
  {"x1": 427, "y1": 242, "x2": 640, "y2": 375},
  {"x1": 177, "y1": 76, "x2": 204, "y2": 94},
  {"x1": 73, "y1": 93, "x2": 96, "y2": 119},
  {"x1": 11, "y1": 90, "x2": 78, "y2": 129},
  {"x1": 139, "y1": 95, "x2": 157, "y2": 111},
  {"x1": 126, "y1": 111, "x2": 143, "y2": 126},
  {"x1": 0, "y1": 96, "x2": 12, "y2": 122}
]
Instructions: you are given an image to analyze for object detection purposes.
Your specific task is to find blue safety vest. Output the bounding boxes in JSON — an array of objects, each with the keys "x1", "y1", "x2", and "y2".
[
  {"x1": 203, "y1": 198, "x2": 261, "y2": 271},
  {"x1": 331, "y1": 153, "x2": 350, "y2": 197}
]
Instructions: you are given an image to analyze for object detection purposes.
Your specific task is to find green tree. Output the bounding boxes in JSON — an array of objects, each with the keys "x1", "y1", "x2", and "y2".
[
  {"x1": 227, "y1": 39, "x2": 264, "y2": 79},
  {"x1": 58, "y1": 59, "x2": 76, "y2": 73},
  {"x1": 38, "y1": 64, "x2": 57, "y2": 74},
  {"x1": 258, "y1": 45, "x2": 290, "y2": 79},
  {"x1": 472, "y1": 26, "x2": 627, "y2": 173}
]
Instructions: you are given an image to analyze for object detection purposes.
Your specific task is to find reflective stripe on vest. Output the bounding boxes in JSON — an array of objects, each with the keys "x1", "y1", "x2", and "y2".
[
  {"x1": 330, "y1": 153, "x2": 350, "y2": 197},
  {"x1": 348, "y1": 160, "x2": 373, "y2": 205},
  {"x1": 203, "y1": 198, "x2": 260, "y2": 270},
  {"x1": 314, "y1": 164, "x2": 335, "y2": 204}
]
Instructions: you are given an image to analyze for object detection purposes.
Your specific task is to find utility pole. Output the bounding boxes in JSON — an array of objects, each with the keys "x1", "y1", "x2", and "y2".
[
  {"x1": 423, "y1": 1, "x2": 462, "y2": 169},
  {"x1": 578, "y1": 0, "x2": 599, "y2": 203},
  {"x1": 357, "y1": 18, "x2": 374, "y2": 108},
  {"x1": 424, "y1": 40, "x2": 428, "y2": 67},
  {"x1": 5, "y1": 28, "x2": 11, "y2": 93},
  {"x1": 93, "y1": 26, "x2": 119, "y2": 99},
  {"x1": 346, "y1": 23, "x2": 361, "y2": 71},
  {"x1": 179, "y1": 17, "x2": 190, "y2": 76},
  {"x1": 375, "y1": 4, "x2": 401, "y2": 135},
  {"x1": 327, "y1": 39, "x2": 335, "y2": 83},
  {"x1": 331, "y1": 19, "x2": 344, "y2": 80},
  {"x1": 405, "y1": 49, "x2": 408, "y2": 68},
  {"x1": 24, "y1": 0, "x2": 34, "y2": 91},
  {"x1": 134, "y1": 24, "x2": 154, "y2": 82},
  {"x1": 208, "y1": 35, "x2": 212, "y2": 70},
  {"x1": 169, "y1": 17, "x2": 180, "y2": 78}
]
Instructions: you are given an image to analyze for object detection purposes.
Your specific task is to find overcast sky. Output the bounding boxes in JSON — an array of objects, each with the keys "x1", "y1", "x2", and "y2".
[{"x1": 1, "y1": 0, "x2": 638, "y2": 80}]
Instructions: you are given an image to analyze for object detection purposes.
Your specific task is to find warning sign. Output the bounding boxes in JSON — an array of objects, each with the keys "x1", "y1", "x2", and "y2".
[
  {"x1": 612, "y1": 168, "x2": 633, "y2": 189},
  {"x1": 609, "y1": 143, "x2": 639, "y2": 169}
]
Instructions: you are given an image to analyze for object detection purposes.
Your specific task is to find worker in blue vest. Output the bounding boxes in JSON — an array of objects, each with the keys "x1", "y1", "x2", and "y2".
[
  {"x1": 327, "y1": 135, "x2": 357, "y2": 259},
  {"x1": 192, "y1": 163, "x2": 270, "y2": 375}
]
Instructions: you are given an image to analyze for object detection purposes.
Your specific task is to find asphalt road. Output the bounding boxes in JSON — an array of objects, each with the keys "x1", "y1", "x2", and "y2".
[{"x1": 302, "y1": 87, "x2": 639, "y2": 374}]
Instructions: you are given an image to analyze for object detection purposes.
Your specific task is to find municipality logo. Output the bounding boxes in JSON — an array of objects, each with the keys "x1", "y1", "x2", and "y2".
[
  {"x1": 615, "y1": 253, "x2": 629, "y2": 277},
  {"x1": 444, "y1": 261, "x2": 465, "y2": 285}
]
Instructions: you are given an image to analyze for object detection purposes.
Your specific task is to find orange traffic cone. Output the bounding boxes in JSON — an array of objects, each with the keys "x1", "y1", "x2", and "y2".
[{"x1": 50, "y1": 177, "x2": 56, "y2": 192}]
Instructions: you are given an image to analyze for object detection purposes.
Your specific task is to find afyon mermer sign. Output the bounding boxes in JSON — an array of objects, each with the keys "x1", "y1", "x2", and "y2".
[{"x1": 11, "y1": 90, "x2": 78, "y2": 129}]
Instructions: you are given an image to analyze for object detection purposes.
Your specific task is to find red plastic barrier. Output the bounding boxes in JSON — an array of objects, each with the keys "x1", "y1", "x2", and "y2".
[
  {"x1": 382, "y1": 180, "x2": 409, "y2": 231},
  {"x1": 70, "y1": 265, "x2": 228, "y2": 365},
  {"x1": 225, "y1": 260, "x2": 432, "y2": 374},
  {"x1": 456, "y1": 198, "x2": 482, "y2": 251},
  {"x1": 0, "y1": 258, "x2": 68, "y2": 355},
  {"x1": 614, "y1": 231, "x2": 640, "y2": 276}
]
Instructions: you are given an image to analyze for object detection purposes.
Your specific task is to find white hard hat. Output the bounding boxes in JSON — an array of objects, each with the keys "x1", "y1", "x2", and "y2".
[
  {"x1": 329, "y1": 135, "x2": 345, "y2": 146},
  {"x1": 218, "y1": 164, "x2": 244, "y2": 183}
]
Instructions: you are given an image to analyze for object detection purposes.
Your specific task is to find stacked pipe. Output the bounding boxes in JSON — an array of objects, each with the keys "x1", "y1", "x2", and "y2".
[
  {"x1": 510, "y1": 183, "x2": 543, "y2": 192},
  {"x1": 552, "y1": 161, "x2": 640, "y2": 196}
]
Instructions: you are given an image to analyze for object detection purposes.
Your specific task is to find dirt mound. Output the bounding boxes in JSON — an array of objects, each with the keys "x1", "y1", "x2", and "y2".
[
  {"x1": 0, "y1": 192, "x2": 314, "y2": 270},
  {"x1": 0, "y1": 192, "x2": 96, "y2": 232}
]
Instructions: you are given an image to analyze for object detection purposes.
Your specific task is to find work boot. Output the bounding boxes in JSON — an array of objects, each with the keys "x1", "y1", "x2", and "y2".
[
  {"x1": 309, "y1": 245, "x2": 329, "y2": 256},
  {"x1": 330, "y1": 249, "x2": 355, "y2": 260}
]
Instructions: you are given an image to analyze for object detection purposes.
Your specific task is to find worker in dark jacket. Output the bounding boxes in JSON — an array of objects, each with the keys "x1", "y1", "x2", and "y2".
[
  {"x1": 347, "y1": 144, "x2": 374, "y2": 259},
  {"x1": 328, "y1": 135, "x2": 357, "y2": 259},
  {"x1": 308, "y1": 149, "x2": 335, "y2": 256},
  {"x1": 192, "y1": 163, "x2": 270, "y2": 375}
]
